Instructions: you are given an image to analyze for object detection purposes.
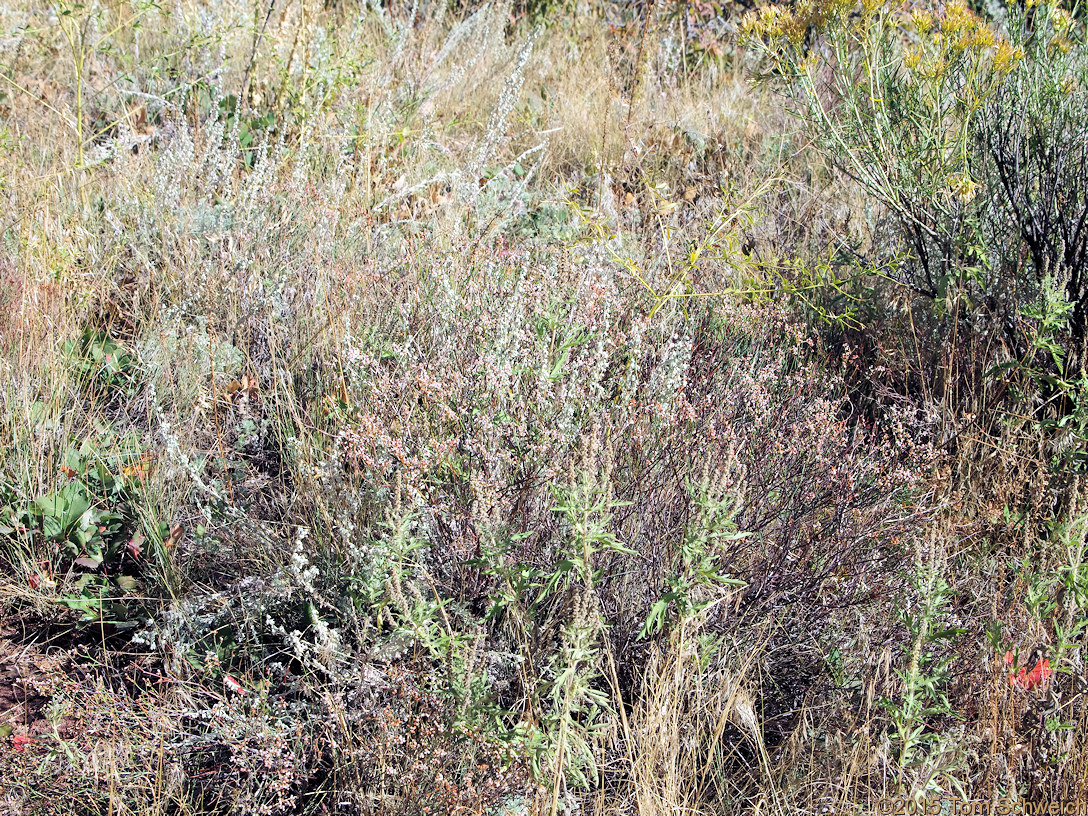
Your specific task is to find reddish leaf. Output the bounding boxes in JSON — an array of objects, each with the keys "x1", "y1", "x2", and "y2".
[
  {"x1": 126, "y1": 531, "x2": 145, "y2": 559},
  {"x1": 1009, "y1": 656, "x2": 1051, "y2": 690},
  {"x1": 1024, "y1": 658, "x2": 1051, "y2": 690}
]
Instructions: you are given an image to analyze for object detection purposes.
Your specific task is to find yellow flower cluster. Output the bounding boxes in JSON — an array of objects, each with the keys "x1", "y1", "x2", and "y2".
[
  {"x1": 741, "y1": 0, "x2": 855, "y2": 46},
  {"x1": 947, "y1": 171, "x2": 979, "y2": 204},
  {"x1": 940, "y1": 1, "x2": 982, "y2": 35},
  {"x1": 747, "y1": 0, "x2": 1031, "y2": 84},
  {"x1": 1049, "y1": 7, "x2": 1076, "y2": 53},
  {"x1": 902, "y1": 0, "x2": 1022, "y2": 80},
  {"x1": 1049, "y1": 5, "x2": 1074, "y2": 35},
  {"x1": 934, "y1": 0, "x2": 997, "y2": 53},
  {"x1": 903, "y1": 46, "x2": 946, "y2": 80},
  {"x1": 911, "y1": 10, "x2": 935, "y2": 35},
  {"x1": 741, "y1": 4, "x2": 813, "y2": 45},
  {"x1": 992, "y1": 40, "x2": 1024, "y2": 75}
]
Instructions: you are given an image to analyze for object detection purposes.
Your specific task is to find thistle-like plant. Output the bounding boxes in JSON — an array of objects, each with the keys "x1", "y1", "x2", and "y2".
[{"x1": 880, "y1": 555, "x2": 964, "y2": 792}]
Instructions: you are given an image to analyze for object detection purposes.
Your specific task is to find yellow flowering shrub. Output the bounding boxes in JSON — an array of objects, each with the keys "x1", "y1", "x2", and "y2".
[
  {"x1": 743, "y1": 0, "x2": 1018, "y2": 306},
  {"x1": 746, "y1": 0, "x2": 1088, "y2": 473}
]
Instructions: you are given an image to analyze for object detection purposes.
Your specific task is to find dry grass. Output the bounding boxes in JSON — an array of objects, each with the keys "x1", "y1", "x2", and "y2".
[{"x1": 0, "y1": 0, "x2": 1085, "y2": 814}]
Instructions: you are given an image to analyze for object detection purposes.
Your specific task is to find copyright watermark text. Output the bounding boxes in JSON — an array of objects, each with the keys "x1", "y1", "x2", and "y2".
[{"x1": 876, "y1": 799, "x2": 1088, "y2": 816}]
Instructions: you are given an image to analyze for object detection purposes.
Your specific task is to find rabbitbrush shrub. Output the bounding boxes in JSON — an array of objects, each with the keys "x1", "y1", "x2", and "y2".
[{"x1": 745, "y1": 0, "x2": 1088, "y2": 484}]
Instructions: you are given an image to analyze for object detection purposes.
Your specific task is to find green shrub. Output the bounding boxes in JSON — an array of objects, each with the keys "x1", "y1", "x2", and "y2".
[
  {"x1": 744, "y1": 0, "x2": 1088, "y2": 478},
  {"x1": 0, "y1": 435, "x2": 148, "y2": 624}
]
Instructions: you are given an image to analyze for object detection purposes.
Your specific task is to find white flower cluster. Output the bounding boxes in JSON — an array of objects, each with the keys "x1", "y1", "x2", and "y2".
[
  {"x1": 288, "y1": 526, "x2": 319, "y2": 593},
  {"x1": 649, "y1": 331, "x2": 693, "y2": 405}
]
